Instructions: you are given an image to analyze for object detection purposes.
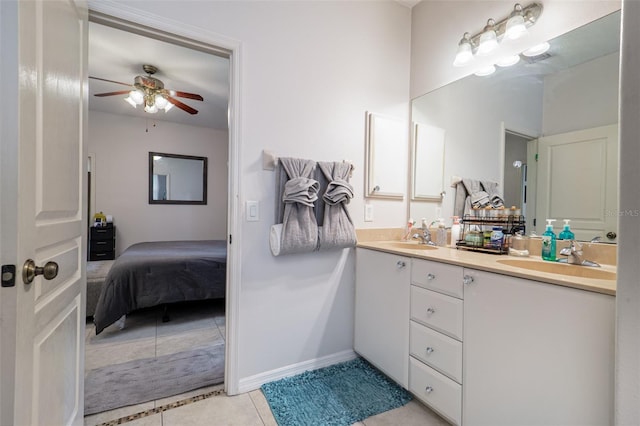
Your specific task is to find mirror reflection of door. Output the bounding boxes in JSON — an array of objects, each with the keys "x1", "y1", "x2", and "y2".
[{"x1": 153, "y1": 174, "x2": 169, "y2": 201}]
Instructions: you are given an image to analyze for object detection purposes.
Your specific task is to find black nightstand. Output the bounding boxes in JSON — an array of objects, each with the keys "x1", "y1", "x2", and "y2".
[{"x1": 88, "y1": 225, "x2": 116, "y2": 261}]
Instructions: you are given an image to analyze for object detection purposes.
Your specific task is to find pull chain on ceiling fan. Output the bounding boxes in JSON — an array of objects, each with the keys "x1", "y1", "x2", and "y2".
[{"x1": 90, "y1": 64, "x2": 203, "y2": 115}]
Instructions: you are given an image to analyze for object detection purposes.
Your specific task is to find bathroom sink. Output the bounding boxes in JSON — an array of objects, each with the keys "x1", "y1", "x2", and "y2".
[
  {"x1": 383, "y1": 242, "x2": 438, "y2": 251},
  {"x1": 497, "y1": 259, "x2": 616, "y2": 280}
]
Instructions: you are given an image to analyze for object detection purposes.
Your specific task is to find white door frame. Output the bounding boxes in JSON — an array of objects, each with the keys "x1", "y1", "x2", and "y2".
[{"x1": 88, "y1": 2, "x2": 243, "y2": 395}]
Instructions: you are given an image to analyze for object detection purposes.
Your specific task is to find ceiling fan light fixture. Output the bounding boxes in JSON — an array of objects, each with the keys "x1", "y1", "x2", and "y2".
[
  {"x1": 154, "y1": 94, "x2": 169, "y2": 110},
  {"x1": 164, "y1": 103, "x2": 174, "y2": 113},
  {"x1": 144, "y1": 103, "x2": 158, "y2": 114},
  {"x1": 124, "y1": 96, "x2": 137, "y2": 108},
  {"x1": 129, "y1": 90, "x2": 144, "y2": 105}
]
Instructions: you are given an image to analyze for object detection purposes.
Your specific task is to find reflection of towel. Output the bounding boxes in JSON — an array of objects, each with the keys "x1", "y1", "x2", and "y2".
[
  {"x1": 463, "y1": 179, "x2": 490, "y2": 208},
  {"x1": 317, "y1": 162, "x2": 357, "y2": 250},
  {"x1": 481, "y1": 180, "x2": 504, "y2": 208},
  {"x1": 269, "y1": 224, "x2": 283, "y2": 256},
  {"x1": 271, "y1": 158, "x2": 319, "y2": 256}
]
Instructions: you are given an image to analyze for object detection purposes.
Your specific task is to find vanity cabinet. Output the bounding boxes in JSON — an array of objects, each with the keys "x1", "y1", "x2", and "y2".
[
  {"x1": 409, "y1": 258, "x2": 465, "y2": 425},
  {"x1": 462, "y1": 268, "x2": 615, "y2": 426},
  {"x1": 354, "y1": 249, "x2": 410, "y2": 388}
]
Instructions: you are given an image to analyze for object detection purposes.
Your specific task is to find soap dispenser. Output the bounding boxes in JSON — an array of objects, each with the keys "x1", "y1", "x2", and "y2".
[
  {"x1": 558, "y1": 219, "x2": 575, "y2": 240},
  {"x1": 436, "y1": 218, "x2": 447, "y2": 246},
  {"x1": 541, "y1": 219, "x2": 557, "y2": 261}
]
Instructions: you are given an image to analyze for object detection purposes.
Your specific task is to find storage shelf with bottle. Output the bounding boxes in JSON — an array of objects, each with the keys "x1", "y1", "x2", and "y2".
[{"x1": 455, "y1": 208, "x2": 526, "y2": 254}]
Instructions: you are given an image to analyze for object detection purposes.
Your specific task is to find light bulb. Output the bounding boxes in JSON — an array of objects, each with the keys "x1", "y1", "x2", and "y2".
[
  {"x1": 144, "y1": 103, "x2": 158, "y2": 114},
  {"x1": 505, "y1": 4, "x2": 527, "y2": 40},
  {"x1": 129, "y1": 90, "x2": 144, "y2": 105},
  {"x1": 522, "y1": 42, "x2": 550, "y2": 57},
  {"x1": 453, "y1": 33, "x2": 474, "y2": 67},
  {"x1": 124, "y1": 96, "x2": 137, "y2": 108},
  {"x1": 496, "y1": 54, "x2": 520, "y2": 67},
  {"x1": 474, "y1": 65, "x2": 496, "y2": 77},
  {"x1": 154, "y1": 94, "x2": 169, "y2": 109},
  {"x1": 477, "y1": 19, "x2": 498, "y2": 56}
]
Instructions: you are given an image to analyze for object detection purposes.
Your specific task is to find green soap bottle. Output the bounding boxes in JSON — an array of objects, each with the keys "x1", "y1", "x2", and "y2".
[
  {"x1": 558, "y1": 219, "x2": 575, "y2": 240},
  {"x1": 541, "y1": 219, "x2": 557, "y2": 261}
]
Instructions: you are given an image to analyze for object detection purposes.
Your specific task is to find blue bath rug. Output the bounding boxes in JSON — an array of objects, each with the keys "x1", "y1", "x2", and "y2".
[{"x1": 261, "y1": 357, "x2": 412, "y2": 426}]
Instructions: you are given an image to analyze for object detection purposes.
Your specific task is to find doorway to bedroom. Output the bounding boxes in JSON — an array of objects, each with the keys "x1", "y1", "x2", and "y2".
[{"x1": 84, "y1": 13, "x2": 233, "y2": 423}]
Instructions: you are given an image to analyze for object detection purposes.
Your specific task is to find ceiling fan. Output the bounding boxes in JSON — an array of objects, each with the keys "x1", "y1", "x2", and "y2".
[{"x1": 90, "y1": 64, "x2": 203, "y2": 115}]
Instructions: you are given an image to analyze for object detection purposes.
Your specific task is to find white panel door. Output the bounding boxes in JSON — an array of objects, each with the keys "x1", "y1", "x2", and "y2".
[
  {"x1": 1, "y1": 1, "x2": 87, "y2": 424},
  {"x1": 536, "y1": 125, "x2": 618, "y2": 241}
]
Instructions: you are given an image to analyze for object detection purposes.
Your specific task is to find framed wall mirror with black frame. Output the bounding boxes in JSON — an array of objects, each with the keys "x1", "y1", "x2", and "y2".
[
  {"x1": 410, "y1": 10, "x2": 620, "y2": 242},
  {"x1": 149, "y1": 152, "x2": 208, "y2": 205}
]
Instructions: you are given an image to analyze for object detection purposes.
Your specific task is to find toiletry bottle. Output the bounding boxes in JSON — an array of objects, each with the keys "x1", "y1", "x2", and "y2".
[
  {"x1": 558, "y1": 219, "x2": 575, "y2": 240},
  {"x1": 541, "y1": 219, "x2": 557, "y2": 261},
  {"x1": 436, "y1": 218, "x2": 447, "y2": 246},
  {"x1": 451, "y1": 216, "x2": 461, "y2": 246}
]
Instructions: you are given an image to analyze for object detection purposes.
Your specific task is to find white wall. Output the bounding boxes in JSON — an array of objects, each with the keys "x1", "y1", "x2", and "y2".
[
  {"x1": 94, "y1": 0, "x2": 412, "y2": 385},
  {"x1": 543, "y1": 52, "x2": 619, "y2": 135},
  {"x1": 88, "y1": 111, "x2": 229, "y2": 254},
  {"x1": 616, "y1": 1, "x2": 640, "y2": 422},
  {"x1": 411, "y1": 0, "x2": 621, "y2": 99}
]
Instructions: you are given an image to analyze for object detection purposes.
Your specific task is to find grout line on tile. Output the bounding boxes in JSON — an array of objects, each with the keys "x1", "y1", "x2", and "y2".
[
  {"x1": 248, "y1": 390, "x2": 269, "y2": 426},
  {"x1": 91, "y1": 388, "x2": 226, "y2": 426}
]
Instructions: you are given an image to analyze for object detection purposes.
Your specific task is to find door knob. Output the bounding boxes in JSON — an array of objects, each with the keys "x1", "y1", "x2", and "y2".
[
  {"x1": 22, "y1": 259, "x2": 58, "y2": 284},
  {"x1": 606, "y1": 231, "x2": 617, "y2": 240}
]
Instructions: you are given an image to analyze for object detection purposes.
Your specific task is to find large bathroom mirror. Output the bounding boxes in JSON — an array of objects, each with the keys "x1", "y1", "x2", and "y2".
[
  {"x1": 149, "y1": 152, "x2": 208, "y2": 205},
  {"x1": 410, "y1": 11, "x2": 620, "y2": 242}
]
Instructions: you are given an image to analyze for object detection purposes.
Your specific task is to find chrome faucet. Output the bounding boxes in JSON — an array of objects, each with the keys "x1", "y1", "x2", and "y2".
[
  {"x1": 412, "y1": 227, "x2": 436, "y2": 246},
  {"x1": 559, "y1": 240, "x2": 600, "y2": 267}
]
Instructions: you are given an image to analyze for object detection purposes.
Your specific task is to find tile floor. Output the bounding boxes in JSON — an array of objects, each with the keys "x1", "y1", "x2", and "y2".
[{"x1": 84, "y1": 300, "x2": 449, "y2": 426}]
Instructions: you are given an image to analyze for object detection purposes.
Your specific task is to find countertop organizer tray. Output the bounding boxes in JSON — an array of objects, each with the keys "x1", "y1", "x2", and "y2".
[{"x1": 456, "y1": 214, "x2": 526, "y2": 255}]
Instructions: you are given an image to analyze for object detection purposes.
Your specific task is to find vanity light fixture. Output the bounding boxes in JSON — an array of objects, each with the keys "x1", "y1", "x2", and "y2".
[
  {"x1": 522, "y1": 41, "x2": 550, "y2": 57},
  {"x1": 453, "y1": 2, "x2": 543, "y2": 67},
  {"x1": 474, "y1": 65, "x2": 496, "y2": 77},
  {"x1": 496, "y1": 54, "x2": 521, "y2": 67}
]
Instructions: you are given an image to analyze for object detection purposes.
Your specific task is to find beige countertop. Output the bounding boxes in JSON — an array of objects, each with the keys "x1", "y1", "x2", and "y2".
[{"x1": 357, "y1": 240, "x2": 616, "y2": 296}]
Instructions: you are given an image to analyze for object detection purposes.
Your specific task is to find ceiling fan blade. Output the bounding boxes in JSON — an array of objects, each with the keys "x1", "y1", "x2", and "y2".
[
  {"x1": 89, "y1": 76, "x2": 134, "y2": 88},
  {"x1": 167, "y1": 96, "x2": 198, "y2": 115},
  {"x1": 172, "y1": 91, "x2": 204, "y2": 101},
  {"x1": 94, "y1": 90, "x2": 131, "y2": 97}
]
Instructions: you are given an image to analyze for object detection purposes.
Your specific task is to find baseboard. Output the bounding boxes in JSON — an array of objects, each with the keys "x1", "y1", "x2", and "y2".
[{"x1": 237, "y1": 349, "x2": 358, "y2": 394}]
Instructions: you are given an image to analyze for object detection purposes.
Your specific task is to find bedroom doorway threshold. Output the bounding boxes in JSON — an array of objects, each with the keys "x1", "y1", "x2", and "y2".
[{"x1": 86, "y1": 4, "x2": 242, "y2": 397}]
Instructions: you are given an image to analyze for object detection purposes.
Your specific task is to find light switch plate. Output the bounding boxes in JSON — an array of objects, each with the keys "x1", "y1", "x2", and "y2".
[
  {"x1": 364, "y1": 204, "x2": 374, "y2": 222},
  {"x1": 246, "y1": 201, "x2": 259, "y2": 221}
]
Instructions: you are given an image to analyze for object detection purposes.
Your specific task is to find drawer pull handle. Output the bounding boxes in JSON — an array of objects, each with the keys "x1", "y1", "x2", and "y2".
[
  {"x1": 425, "y1": 386, "x2": 434, "y2": 394},
  {"x1": 426, "y1": 347, "x2": 435, "y2": 354},
  {"x1": 396, "y1": 261, "x2": 406, "y2": 269},
  {"x1": 463, "y1": 275, "x2": 474, "y2": 285},
  {"x1": 426, "y1": 307, "x2": 436, "y2": 315},
  {"x1": 426, "y1": 273, "x2": 435, "y2": 281}
]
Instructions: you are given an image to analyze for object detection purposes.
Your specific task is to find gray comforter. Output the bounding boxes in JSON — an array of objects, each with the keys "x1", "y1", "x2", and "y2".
[{"x1": 93, "y1": 240, "x2": 226, "y2": 334}]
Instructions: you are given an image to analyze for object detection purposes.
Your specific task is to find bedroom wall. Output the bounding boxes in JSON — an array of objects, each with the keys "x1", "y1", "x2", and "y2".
[
  {"x1": 87, "y1": 110, "x2": 229, "y2": 255},
  {"x1": 93, "y1": 0, "x2": 412, "y2": 388}
]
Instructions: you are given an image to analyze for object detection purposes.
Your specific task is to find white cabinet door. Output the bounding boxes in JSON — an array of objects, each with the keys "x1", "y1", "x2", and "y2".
[
  {"x1": 355, "y1": 249, "x2": 410, "y2": 387},
  {"x1": 462, "y1": 268, "x2": 614, "y2": 426}
]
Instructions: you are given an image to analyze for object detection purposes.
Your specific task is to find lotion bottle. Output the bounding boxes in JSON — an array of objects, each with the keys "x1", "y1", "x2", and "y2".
[
  {"x1": 450, "y1": 216, "x2": 461, "y2": 246},
  {"x1": 558, "y1": 219, "x2": 575, "y2": 240},
  {"x1": 541, "y1": 219, "x2": 557, "y2": 261}
]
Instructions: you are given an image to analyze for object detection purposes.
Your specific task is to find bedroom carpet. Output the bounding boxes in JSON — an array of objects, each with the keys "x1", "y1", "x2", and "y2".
[
  {"x1": 84, "y1": 343, "x2": 224, "y2": 416},
  {"x1": 261, "y1": 357, "x2": 412, "y2": 426}
]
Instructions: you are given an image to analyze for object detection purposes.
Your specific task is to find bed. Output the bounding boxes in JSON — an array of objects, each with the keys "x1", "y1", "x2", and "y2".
[{"x1": 93, "y1": 240, "x2": 226, "y2": 334}]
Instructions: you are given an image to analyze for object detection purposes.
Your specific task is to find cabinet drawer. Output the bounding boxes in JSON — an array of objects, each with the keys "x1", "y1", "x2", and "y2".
[
  {"x1": 410, "y1": 356, "x2": 462, "y2": 426},
  {"x1": 90, "y1": 239, "x2": 113, "y2": 252},
  {"x1": 89, "y1": 251, "x2": 114, "y2": 261},
  {"x1": 411, "y1": 286, "x2": 463, "y2": 341},
  {"x1": 90, "y1": 227, "x2": 114, "y2": 240},
  {"x1": 411, "y1": 259, "x2": 463, "y2": 299},
  {"x1": 410, "y1": 320, "x2": 462, "y2": 384}
]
